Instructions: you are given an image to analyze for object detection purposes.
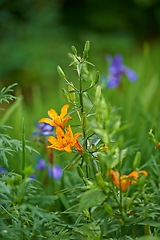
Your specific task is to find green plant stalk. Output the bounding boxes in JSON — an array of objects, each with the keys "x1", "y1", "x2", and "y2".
[
  {"x1": 77, "y1": 64, "x2": 86, "y2": 143},
  {"x1": 118, "y1": 150, "x2": 126, "y2": 238},
  {"x1": 77, "y1": 63, "x2": 90, "y2": 181},
  {"x1": 22, "y1": 118, "x2": 25, "y2": 179}
]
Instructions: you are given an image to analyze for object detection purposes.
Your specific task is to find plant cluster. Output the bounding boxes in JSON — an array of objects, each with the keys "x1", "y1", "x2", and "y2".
[{"x1": 0, "y1": 41, "x2": 160, "y2": 239}]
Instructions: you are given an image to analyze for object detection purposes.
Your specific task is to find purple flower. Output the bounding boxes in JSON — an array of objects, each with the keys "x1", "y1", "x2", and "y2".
[
  {"x1": 0, "y1": 167, "x2": 7, "y2": 173},
  {"x1": 37, "y1": 158, "x2": 46, "y2": 170},
  {"x1": 29, "y1": 174, "x2": 36, "y2": 179},
  {"x1": 48, "y1": 165, "x2": 63, "y2": 180},
  {"x1": 53, "y1": 165, "x2": 63, "y2": 179},
  {"x1": 33, "y1": 121, "x2": 54, "y2": 136},
  {"x1": 103, "y1": 54, "x2": 137, "y2": 88}
]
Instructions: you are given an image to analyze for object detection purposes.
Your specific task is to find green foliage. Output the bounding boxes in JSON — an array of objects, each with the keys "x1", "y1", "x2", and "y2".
[
  {"x1": 0, "y1": 83, "x2": 18, "y2": 105},
  {"x1": 0, "y1": 173, "x2": 60, "y2": 239},
  {"x1": 1, "y1": 41, "x2": 160, "y2": 239}
]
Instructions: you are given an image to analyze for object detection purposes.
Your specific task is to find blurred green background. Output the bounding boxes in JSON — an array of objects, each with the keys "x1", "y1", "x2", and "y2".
[{"x1": 0, "y1": 0, "x2": 160, "y2": 174}]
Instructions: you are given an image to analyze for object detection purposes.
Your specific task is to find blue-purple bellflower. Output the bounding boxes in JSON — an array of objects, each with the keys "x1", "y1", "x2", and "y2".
[{"x1": 103, "y1": 54, "x2": 137, "y2": 88}]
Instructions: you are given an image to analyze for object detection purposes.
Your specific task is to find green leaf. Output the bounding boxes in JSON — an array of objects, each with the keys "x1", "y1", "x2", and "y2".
[
  {"x1": 136, "y1": 237, "x2": 160, "y2": 240},
  {"x1": 79, "y1": 189, "x2": 106, "y2": 211},
  {"x1": 74, "y1": 222, "x2": 100, "y2": 240},
  {"x1": 138, "y1": 220, "x2": 160, "y2": 227}
]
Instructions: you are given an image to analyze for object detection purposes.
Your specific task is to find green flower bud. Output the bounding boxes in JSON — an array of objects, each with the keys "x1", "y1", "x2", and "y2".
[
  {"x1": 77, "y1": 165, "x2": 84, "y2": 178},
  {"x1": 83, "y1": 209, "x2": 90, "y2": 219},
  {"x1": 95, "y1": 85, "x2": 101, "y2": 99},
  {"x1": 92, "y1": 71, "x2": 100, "y2": 85},
  {"x1": 96, "y1": 172, "x2": 105, "y2": 188},
  {"x1": 68, "y1": 82, "x2": 76, "y2": 102},
  {"x1": 57, "y1": 65, "x2": 65, "y2": 79},
  {"x1": 99, "y1": 144, "x2": 108, "y2": 152},
  {"x1": 83, "y1": 41, "x2": 90, "y2": 59},
  {"x1": 84, "y1": 40, "x2": 90, "y2": 52},
  {"x1": 103, "y1": 202, "x2": 112, "y2": 215},
  {"x1": 138, "y1": 175, "x2": 146, "y2": 189},
  {"x1": 81, "y1": 112, "x2": 87, "y2": 129},
  {"x1": 84, "y1": 153, "x2": 90, "y2": 164},
  {"x1": 83, "y1": 49, "x2": 88, "y2": 59},
  {"x1": 61, "y1": 88, "x2": 70, "y2": 102},
  {"x1": 91, "y1": 143, "x2": 95, "y2": 151},
  {"x1": 133, "y1": 151, "x2": 141, "y2": 170},
  {"x1": 72, "y1": 46, "x2": 77, "y2": 55}
]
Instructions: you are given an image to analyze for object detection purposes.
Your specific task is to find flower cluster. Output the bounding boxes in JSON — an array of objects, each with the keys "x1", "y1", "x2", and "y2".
[
  {"x1": 107, "y1": 169, "x2": 148, "y2": 192},
  {"x1": 38, "y1": 105, "x2": 83, "y2": 154},
  {"x1": 30, "y1": 158, "x2": 63, "y2": 180}
]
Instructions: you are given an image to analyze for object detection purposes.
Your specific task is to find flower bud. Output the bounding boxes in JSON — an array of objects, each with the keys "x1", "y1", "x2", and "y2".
[
  {"x1": 68, "y1": 82, "x2": 76, "y2": 102},
  {"x1": 83, "y1": 209, "x2": 90, "y2": 219},
  {"x1": 84, "y1": 40, "x2": 90, "y2": 52},
  {"x1": 138, "y1": 175, "x2": 147, "y2": 189},
  {"x1": 91, "y1": 143, "x2": 95, "y2": 151},
  {"x1": 72, "y1": 46, "x2": 77, "y2": 55},
  {"x1": 61, "y1": 88, "x2": 70, "y2": 102},
  {"x1": 83, "y1": 49, "x2": 88, "y2": 59},
  {"x1": 83, "y1": 41, "x2": 90, "y2": 59},
  {"x1": 84, "y1": 153, "x2": 90, "y2": 165},
  {"x1": 77, "y1": 165, "x2": 84, "y2": 178},
  {"x1": 93, "y1": 71, "x2": 100, "y2": 85},
  {"x1": 133, "y1": 151, "x2": 141, "y2": 170},
  {"x1": 99, "y1": 144, "x2": 108, "y2": 152},
  {"x1": 95, "y1": 85, "x2": 101, "y2": 99},
  {"x1": 103, "y1": 202, "x2": 112, "y2": 215},
  {"x1": 57, "y1": 65, "x2": 65, "y2": 79},
  {"x1": 81, "y1": 112, "x2": 87, "y2": 129},
  {"x1": 96, "y1": 172, "x2": 105, "y2": 188}
]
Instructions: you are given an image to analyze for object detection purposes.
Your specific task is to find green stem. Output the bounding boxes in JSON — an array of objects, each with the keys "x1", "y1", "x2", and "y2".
[
  {"x1": 22, "y1": 118, "x2": 25, "y2": 179},
  {"x1": 78, "y1": 64, "x2": 87, "y2": 146},
  {"x1": 118, "y1": 150, "x2": 126, "y2": 238}
]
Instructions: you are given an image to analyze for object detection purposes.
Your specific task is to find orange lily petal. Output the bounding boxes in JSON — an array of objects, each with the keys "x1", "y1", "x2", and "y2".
[
  {"x1": 128, "y1": 171, "x2": 139, "y2": 184},
  {"x1": 47, "y1": 136, "x2": 58, "y2": 145},
  {"x1": 63, "y1": 145, "x2": 72, "y2": 153},
  {"x1": 38, "y1": 118, "x2": 54, "y2": 126},
  {"x1": 54, "y1": 117, "x2": 63, "y2": 129},
  {"x1": 75, "y1": 139, "x2": 83, "y2": 155},
  {"x1": 62, "y1": 116, "x2": 72, "y2": 129},
  {"x1": 140, "y1": 170, "x2": 148, "y2": 177},
  {"x1": 60, "y1": 104, "x2": 69, "y2": 118},
  {"x1": 120, "y1": 177, "x2": 130, "y2": 192},
  {"x1": 71, "y1": 132, "x2": 82, "y2": 147},
  {"x1": 48, "y1": 109, "x2": 58, "y2": 119},
  {"x1": 56, "y1": 126, "x2": 65, "y2": 140},
  {"x1": 65, "y1": 125, "x2": 73, "y2": 141}
]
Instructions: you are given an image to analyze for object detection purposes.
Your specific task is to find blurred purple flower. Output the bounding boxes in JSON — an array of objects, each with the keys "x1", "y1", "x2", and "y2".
[
  {"x1": 103, "y1": 54, "x2": 137, "y2": 88},
  {"x1": 0, "y1": 167, "x2": 7, "y2": 173},
  {"x1": 33, "y1": 121, "x2": 54, "y2": 136},
  {"x1": 29, "y1": 174, "x2": 36, "y2": 179},
  {"x1": 37, "y1": 158, "x2": 46, "y2": 170},
  {"x1": 53, "y1": 165, "x2": 63, "y2": 179},
  {"x1": 48, "y1": 165, "x2": 63, "y2": 180}
]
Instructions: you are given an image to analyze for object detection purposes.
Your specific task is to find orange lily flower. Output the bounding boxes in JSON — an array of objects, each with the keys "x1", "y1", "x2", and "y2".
[
  {"x1": 38, "y1": 105, "x2": 72, "y2": 130},
  {"x1": 107, "y1": 169, "x2": 148, "y2": 192},
  {"x1": 47, "y1": 125, "x2": 83, "y2": 153}
]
